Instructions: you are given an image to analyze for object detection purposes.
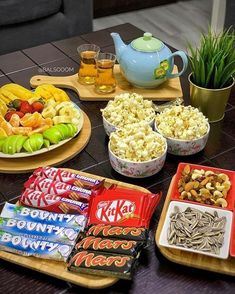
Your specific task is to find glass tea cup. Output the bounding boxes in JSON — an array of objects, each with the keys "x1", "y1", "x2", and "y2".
[
  {"x1": 95, "y1": 52, "x2": 116, "y2": 94},
  {"x1": 77, "y1": 44, "x2": 100, "y2": 85}
]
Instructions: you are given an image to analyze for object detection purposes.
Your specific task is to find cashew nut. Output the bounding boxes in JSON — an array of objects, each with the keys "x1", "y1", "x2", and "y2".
[
  {"x1": 205, "y1": 170, "x2": 215, "y2": 176},
  {"x1": 218, "y1": 173, "x2": 229, "y2": 181},
  {"x1": 191, "y1": 173, "x2": 201, "y2": 180},
  {"x1": 215, "y1": 182, "x2": 225, "y2": 191},
  {"x1": 215, "y1": 198, "x2": 227, "y2": 208},
  {"x1": 194, "y1": 169, "x2": 205, "y2": 175},
  {"x1": 206, "y1": 182, "x2": 214, "y2": 190},
  {"x1": 213, "y1": 190, "x2": 223, "y2": 199}
]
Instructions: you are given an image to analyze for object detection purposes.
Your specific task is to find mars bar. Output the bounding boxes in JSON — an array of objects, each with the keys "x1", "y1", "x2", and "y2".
[
  {"x1": 86, "y1": 224, "x2": 148, "y2": 241},
  {"x1": 75, "y1": 236, "x2": 143, "y2": 256},
  {"x1": 68, "y1": 250, "x2": 136, "y2": 280}
]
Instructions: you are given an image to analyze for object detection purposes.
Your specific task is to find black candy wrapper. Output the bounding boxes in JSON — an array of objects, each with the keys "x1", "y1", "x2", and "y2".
[
  {"x1": 74, "y1": 236, "x2": 144, "y2": 257},
  {"x1": 86, "y1": 224, "x2": 148, "y2": 241},
  {"x1": 68, "y1": 250, "x2": 137, "y2": 280}
]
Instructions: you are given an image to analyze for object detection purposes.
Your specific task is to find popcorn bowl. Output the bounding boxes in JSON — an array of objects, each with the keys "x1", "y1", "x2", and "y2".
[
  {"x1": 154, "y1": 105, "x2": 210, "y2": 156},
  {"x1": 108, "y1": 131, "x2": 167, "y2": 178},
  {"x1": 154, "y1": 119, "x2": 210, "y2": 156},
  {"x1": 101, "y1": 92, "x2": 156, "y2": 136},
  {"x1": 103, "y1": 115, "x2": 155, "y2": 136}
]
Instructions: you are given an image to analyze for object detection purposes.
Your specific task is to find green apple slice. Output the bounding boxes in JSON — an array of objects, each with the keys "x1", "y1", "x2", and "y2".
[
  {"x1": 53, "y1": 124, "x2": 69, "y2": 140},
  {"x1": 23, "y1": 139, "x2": 34, "y2": 153},
  {"x1": 0, "y1": 138, "x2": 6, "y2": 152},
  {"x1": 43, "y1": 126, "x2": 63, "y2": 144},
  {"x1": 15, "y1": 135, "x2": 27, "y2": 153},
  {"x1": 66, "y1": 123, "x2": 77, "y2": 137},
  {"x1": 43, "y1": 139, "x2": 50, "y2": 148},
  {"x1": 70, "y1": 123, "x2": 78, "y2": 134},
  {"x1": 2, "y1": 135, "x2": 20, "y2": 154},
  {"x1": 28, "y1": 133, "x2": 44, "y2": 151}
]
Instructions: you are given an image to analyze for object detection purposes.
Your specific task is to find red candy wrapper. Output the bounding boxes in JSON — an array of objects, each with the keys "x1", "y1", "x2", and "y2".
[
  {"x1": 88, "y1": 187, "x2": 161, "y2": 228},
  {"x1": 24, "y1": 175, "x2": 92, "y2": 202},
  {"x1": 20, "y1": 188, "x2": 89, "y2": 215},
  {"x1": 34, "y1": 167, "x2": 103, "y2": 189}
]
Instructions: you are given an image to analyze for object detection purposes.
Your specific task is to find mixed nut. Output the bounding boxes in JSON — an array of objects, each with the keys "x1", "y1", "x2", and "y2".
[
  {"x1": 178, "y1": 165, "x2": 231, "y2": 207},
  {"x1": 167, "y1": 206, "x2": 226, "y2": 255}
]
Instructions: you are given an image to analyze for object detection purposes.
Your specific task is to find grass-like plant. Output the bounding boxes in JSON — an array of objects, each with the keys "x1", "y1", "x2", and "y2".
[{"x1": 188, "y1": 28, "x2": 235, "y2": 89}]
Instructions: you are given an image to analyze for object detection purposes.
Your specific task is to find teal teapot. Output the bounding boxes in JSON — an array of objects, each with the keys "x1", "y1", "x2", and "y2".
[{"x1": 111, "y1": 32, "x2": 188, "y2": 88}]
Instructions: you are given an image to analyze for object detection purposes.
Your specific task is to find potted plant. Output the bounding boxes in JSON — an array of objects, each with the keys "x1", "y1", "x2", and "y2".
[{"x1": 188, "y1": 28, "x2": 235, "y2": 122}]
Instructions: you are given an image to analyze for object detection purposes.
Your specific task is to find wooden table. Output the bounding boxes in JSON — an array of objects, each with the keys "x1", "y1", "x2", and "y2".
[{"x1": 0, "y1": 23, "x2": 235, "y2": 294}]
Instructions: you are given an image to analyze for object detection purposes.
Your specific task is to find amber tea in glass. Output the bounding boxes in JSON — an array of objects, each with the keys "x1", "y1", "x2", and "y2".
[
  {"x1": 77, "y1": 44, "x2": 100, "y2": 85},
  {"x1": 95, "y1": 53, "x2": 116, "y2": 94}
]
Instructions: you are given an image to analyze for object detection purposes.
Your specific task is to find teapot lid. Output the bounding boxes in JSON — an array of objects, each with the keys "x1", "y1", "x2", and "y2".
[{"x1": 131, "y1": 32, "x2": 164, "y2": 52}]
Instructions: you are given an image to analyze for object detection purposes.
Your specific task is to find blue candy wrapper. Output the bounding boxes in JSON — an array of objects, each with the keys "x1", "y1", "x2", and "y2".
[
  {"x1": 0, "y1": 216, "x2": 80, "y2": 245},
  {"x1": 1, "y1": 203, "x2": 87, "y2": 230},
  {"x1": 0, "y1": 230, "x2": 72, "y2": 261}
]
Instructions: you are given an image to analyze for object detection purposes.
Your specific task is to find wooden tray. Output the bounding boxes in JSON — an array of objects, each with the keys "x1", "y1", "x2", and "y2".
[
  {"x1": 0, "y1": 112, "x2": 91, "y2": 174},
  {"x1": 30, "y1": 65, "x2": 183, "y2": 101},
  {"x1": 155, "y1": 176, "x2": 235, "y2": 276},
  {"x1": 0, "y1": 169, "x2": 150, "y2": 289}
]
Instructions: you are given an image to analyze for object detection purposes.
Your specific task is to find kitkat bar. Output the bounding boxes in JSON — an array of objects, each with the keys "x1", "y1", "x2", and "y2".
[
  {"x1": 86, "y1": 224, "x2": 147, "y2": 241},
  {"x1": 75, "y1": 236, "x2": 143, "y2": 256},
  {"x1": 20, "y1": 188, "x2": 89, "y2": 215},
  {"x1": 67, "y1": 250, "x2": 136, "y2": 280},
  {"x1": 24, "y1": 175, "x2": 92, "y2": 202},
  {"x1": 34, "y1": 166, "x2": 104, "y2": 189},
  {"x1": 88, "y1": 187, "x2": 161, "y2": 228}
]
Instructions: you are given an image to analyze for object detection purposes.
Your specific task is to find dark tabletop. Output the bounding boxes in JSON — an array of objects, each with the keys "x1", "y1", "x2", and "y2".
[{"x1": 0, "y1": 23, "x2": 235, "y2": 294}]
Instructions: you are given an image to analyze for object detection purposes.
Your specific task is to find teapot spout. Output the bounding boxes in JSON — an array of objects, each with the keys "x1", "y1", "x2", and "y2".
[{"x1": 110, "y1": 32, "x2": 127, "y2": 63}]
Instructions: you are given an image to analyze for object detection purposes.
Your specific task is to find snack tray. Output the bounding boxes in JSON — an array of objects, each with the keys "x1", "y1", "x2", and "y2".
[
  {"x1": 155, "y1": 176, "x2": 235, "y2": 276},
  {"x1": 0, "y1": 169, "x2": 149, "y2": 289}
]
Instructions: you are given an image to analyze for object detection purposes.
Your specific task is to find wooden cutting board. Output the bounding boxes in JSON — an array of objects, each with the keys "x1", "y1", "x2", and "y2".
[
  {"x1": 155, "y1": 176, "x2": 235, "y2": 276},
  {"x1": 0, "y1": 112, "x2": 91, "y2": 173},
  {"x1": 0, "y1": 169, "x2": 150, "y2": 289},
  {"x1": 30, "y1": 65, "x2": 183, "y2": 101}
]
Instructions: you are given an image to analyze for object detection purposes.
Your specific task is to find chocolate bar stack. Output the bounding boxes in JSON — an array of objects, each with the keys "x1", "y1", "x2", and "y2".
[{"x1": 67, "y1": 186, "x2": 161, "y2": 279}]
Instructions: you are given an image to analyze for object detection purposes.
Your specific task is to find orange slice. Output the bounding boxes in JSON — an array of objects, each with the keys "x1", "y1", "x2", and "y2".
[
  {"x1": 0, "y1": 120, "x2": 13, "y2": 136},
  {"x1": 28, "y1": 125, "x2": 50, "y2": 136},
  {"x1": 20, "y1": 112, "x2": 42, "y2": 128},
  {"x1": 9, "y1": 114, "x2": 20, "y2": 127},
  {"x1": 12, "y1": 127, "x2": 32, "y2": 135}
]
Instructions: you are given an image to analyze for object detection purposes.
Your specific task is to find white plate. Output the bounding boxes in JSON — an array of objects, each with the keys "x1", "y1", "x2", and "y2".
[
  {"x1": 0, "y1": 103, "x2": 84, "y2": 158},
  {"x1": 159, "y1": 201, "x2": 233, "y2": 259}
]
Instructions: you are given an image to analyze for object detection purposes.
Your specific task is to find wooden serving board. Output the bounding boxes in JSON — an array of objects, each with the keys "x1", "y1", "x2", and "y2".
[
  {"x1": 155, "y1": 176, "x2": 235, "y2": 276},
  {"x1": 0, "y1": 169, "x2": 150, "y2": 289},
  {"x1": 30, "y1": 65, "x2": 183, "y2": 101},
  {"x1": 0, "y1": 112, "x2": 91, "y2": 174}
]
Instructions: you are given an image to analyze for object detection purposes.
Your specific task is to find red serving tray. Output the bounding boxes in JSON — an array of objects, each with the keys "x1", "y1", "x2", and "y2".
[{"x1": 170, "y1": 162, "x2": 235, "y2": 211}]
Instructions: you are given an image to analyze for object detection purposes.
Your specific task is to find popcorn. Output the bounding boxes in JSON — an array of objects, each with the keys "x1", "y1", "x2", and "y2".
[
  {"x1": 109, "y1": 122, "x2": 166, "y2": 162},
  {"x1": 155, "y1": 106, "x2": 208, "y2": 140},
  {"x1": 101, "y1": 93, "x2": 155, "y2": 128}
]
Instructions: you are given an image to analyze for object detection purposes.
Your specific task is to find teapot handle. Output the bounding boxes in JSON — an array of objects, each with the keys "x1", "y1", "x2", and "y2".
[{"x1": 166, "y1": 51, "x2": 188, "y2": 79}]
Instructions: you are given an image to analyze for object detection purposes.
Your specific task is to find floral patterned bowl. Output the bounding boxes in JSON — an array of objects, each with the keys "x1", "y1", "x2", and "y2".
[
  {"x1": 103, "y1": 115, "x2": 155, "y2": 137},
  {"x1": 154, "y1": 122, "x2": 210, "y2": 156},
  {"x1": 108, "y1": 136, "x2": 167, "y2": 178}
]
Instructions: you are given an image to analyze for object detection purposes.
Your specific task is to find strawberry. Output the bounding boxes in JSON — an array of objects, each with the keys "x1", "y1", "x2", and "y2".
[
  {"x1": 12, "y1": 99, "x2": 22, "y2": 110},
  {"x1": 32, "y1": 101, "x2": 44, "y2": 113},
  {"x1": 4, "y1": 111, "x2": 24, "y2": 121},
  {"x1": 20, "y1": 101, "x2": 33, "y2": 114}
]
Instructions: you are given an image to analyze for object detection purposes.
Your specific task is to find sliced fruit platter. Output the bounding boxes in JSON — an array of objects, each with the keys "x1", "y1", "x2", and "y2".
[{"x1": 0, "y1": 83, "x2": 83, "y2": 158}]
